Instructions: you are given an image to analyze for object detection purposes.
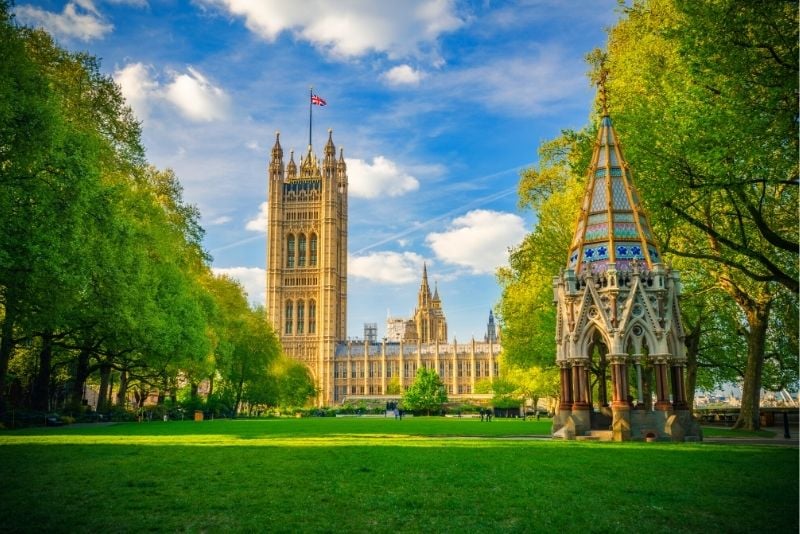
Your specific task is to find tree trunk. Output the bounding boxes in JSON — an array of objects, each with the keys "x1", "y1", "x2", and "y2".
[
  {"x1": 732, "y1": 300, "x2": 771, "y2": 431},
  {"x1": 115, "y1": 369, "x2": 128, "y2": 407},
  {"x1": 31, "y1": 332, "x2": 54, "y2": 411},
  {"x1": 69, "y1": 348, "x2": 91, "y2": 411},
  {"x1": 0, "y1": 303, "x2": 18, "y2": 415},
  {"x1": 96, "y1": 363, "x2": 112, "y2": 412},
  {"x1": 683, "y1": 319, "x2": 702, "y2": 411},
  {"x1": 190, "y1": 382, "x2": 199, "y2": 402},
  {"x1": 207, "y1": 373, "x2": 214, "y2": 399}
]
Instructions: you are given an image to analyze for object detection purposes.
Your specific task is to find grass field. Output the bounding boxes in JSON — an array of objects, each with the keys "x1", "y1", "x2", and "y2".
[{"x1": 1, "y1": 417, "x2": 797, "y2": 533}]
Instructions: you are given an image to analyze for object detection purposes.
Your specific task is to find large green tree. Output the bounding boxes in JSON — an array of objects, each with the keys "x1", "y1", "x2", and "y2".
[
  {"x1": 601, "y1": 0, "x2": 798, "y2": 429},
  {"x1": 402, "y1": 367, "x2": 447, "y2": 415}
]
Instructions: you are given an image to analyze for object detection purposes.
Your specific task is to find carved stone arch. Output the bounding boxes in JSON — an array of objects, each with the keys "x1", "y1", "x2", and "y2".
[
  {"x1": 622, "y1": 319, "x2": 657, "y2": 358},
  {"x1": 578, "y1": 320, "x2": 612, "y2": 359}
]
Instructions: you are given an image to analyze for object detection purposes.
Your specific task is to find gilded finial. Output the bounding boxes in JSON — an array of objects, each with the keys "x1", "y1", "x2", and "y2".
[{"x1": 597, "y1": 59, "x2": 609, "y2": 117}]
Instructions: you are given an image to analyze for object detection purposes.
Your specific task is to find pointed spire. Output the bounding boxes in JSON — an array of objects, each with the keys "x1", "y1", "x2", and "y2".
[
  {"x1": 287, "y1": 149, "x2": 297, "y2": 179},
  {"x1": 566, "y1": 80, "x2": 661, "y2": 275},
  {"x1": 337, "y1": 147, "x2": 346, "y2": 171},
  {"x1": 325, "y1": 128, "x2": 335, "y2": 158},
  {"x1": 432, "y1": 281, "x2": 440, "y2": 302},
  {"x1": 271, "y1": 131, "x2": 283, "y2": 161}
]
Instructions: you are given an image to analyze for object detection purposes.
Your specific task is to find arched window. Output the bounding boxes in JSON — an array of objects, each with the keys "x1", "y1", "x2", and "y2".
[
  {"x1": 308, "y1": 300, "x2": 316, "y2": 334},
  {"x1": 286, "y1": 235, "x2": 295, "y2": 268},
  {"x1": 285, "y1": 300, "x2": 293, "y2": 335},
  {"x1": 309, "y1": 234, "x2": 318, "y2": 266},
  {"x1": 297, "y1": 301, "x2": 305, "y2": 334},
  {"x1": 298, "y1": 234, "x2": 306, "y2": 267}
]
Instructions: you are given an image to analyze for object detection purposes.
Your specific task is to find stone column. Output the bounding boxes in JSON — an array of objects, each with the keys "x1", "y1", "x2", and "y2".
[
  {"x1": 653, "y1": 356, "x2": 672, "y2": 411},
  {"x1": 670, "y1": 362, "x2": 688, "y2": 410},
  {"x1": 609, "y1": 354, "x2": 632, "y2": 441},
  {"x1": 570, "y1": 359, "x2": 591, "y2": 436},
  {"x1": 558, "y1": 361, "x2": 573, "y2": 410},
  {"x1": 634, "y1": 355, "x2": 644, "y2": 408}
]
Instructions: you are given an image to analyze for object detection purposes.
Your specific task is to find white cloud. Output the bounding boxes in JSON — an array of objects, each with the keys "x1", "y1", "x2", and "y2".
[
  {"x1": 164, "y1": 67, "x2": 230, "y2": 122},
  {"x1": 349, "y1": 251, "x2": 426, "y2": 284},
  {"x1": 15, "y1": 0, "x2": 112, "y2": 41},
  {"x1": 245, "y1": 202, "x2": 268, "y2": 233},
  {"x1": 383, "y1": 65, "x2": 425, "y2": 86},
  {"x1": 426, "y1": 209, "x2": 526, "y2": 274},
  {"x1": 212, "y1": 267, "x2": 266, "y2": 307},
  {"x1": 113, "y1": 62, "x2": 158, "y2": 120},
  {"x1": 208, "y1": 215, "x2": 232, "y2": 226},
  {"x1": 346, "y1": 156, "x2": 419, "y2": 199},
  {"x1": 113, "y1": 63, "x2": 229, "y2": 123},
  {"x1": 200, "y1": 0, "x2": 463, "y2": 60}
]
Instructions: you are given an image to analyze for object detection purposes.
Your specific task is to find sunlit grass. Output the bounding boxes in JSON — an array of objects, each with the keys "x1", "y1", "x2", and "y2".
[{"x1": 0, "y1": 417, "x2": 796, "y2": 533}]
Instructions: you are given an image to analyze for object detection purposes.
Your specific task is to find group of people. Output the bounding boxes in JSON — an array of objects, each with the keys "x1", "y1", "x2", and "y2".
[{"x1": 479, "y1": 408, "x2": 493, "y2": 422}]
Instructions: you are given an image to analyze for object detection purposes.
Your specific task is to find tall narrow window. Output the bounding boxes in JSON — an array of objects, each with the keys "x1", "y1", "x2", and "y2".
[
  {"x1": 308, "y1": 300, "x2": 316, "y2": 334},
  {"x1": 285, "y1": 301, "x2": 293, "y2": 335},
  {"x1": 298, "y1": 234, "x2": 306, "y2": 267},
  {"x1": 286, "y1": 235, "x2": 295, "y2": 268},
  {"x1": 297, "y1": 301, "x2": 305, "y2": 334},
  {"x1": 310, "y1": 234, "x2": 318, "y2": 266}
]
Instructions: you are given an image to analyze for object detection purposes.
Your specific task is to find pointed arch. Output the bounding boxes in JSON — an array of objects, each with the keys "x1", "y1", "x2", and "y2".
[
  {"x1": 297, "y1": 300, "x2": 305, "y2": 334},
  {"x1": 309, "y1": 233, "x2": 318, "y2": 266},
  {"x1": 298, "y1": 233, "x2": 307, "y2": 267},
  {"x1": 285, "y1": 300, "x2": 294, "y2": 335},
  {"x1": 286, "y1": 234, "x2": 295, "y2": 268}
]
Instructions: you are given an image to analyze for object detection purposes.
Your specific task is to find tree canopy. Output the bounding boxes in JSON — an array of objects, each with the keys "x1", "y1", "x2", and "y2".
[{"x1": 0, "y1": 5, "x2": 310, "y2": 420}]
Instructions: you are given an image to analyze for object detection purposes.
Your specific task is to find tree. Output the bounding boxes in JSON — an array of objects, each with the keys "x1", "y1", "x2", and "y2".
[
  {"x1": 402, "y1": 367, "x2": 447, "y2": 415},
  {"x1": 600, "y1": 0, "x2": 798, "y2": 429}
]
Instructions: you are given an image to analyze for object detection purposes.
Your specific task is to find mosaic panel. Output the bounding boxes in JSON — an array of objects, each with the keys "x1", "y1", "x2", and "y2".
[
  {"x1": 587, "y1": 213, "x2": 607, "y2": 225},
  {"x1": 597, "y1": 146, "x2": 607, "y2": 165},
  {"x1": 615, "y1": 242, "x2": 645, "y2": 260},
  {"x1": 568, "y1": 248, "x2": 579, "y2": 268},
  {"x1": 648, "y1": 246, "x2": 661, "y2": 263},
  {"x1": 585, "y1": 223, "x2": 609, "y2": 241},
  {"x1": 613, "y1": 223, "x2": 638, "y2": 239},
  {"x1": 614, "y1": 213, "x2": 634, "y2": 223},
  {"x1": 612, "y1": 176, "x2": 630, "y2": 210},
  {"x1": 590, "y1": 177, "x2": 607, "y2": 211},
  {"x1": 583, "y1": 244, "x2": 610, "y2": 263},
  {"x1": 609, "y1": 147, "x2": 619, "y2": 166}
]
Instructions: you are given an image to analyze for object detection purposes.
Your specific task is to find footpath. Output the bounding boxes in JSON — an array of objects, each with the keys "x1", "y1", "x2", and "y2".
[{"x1": 702, "y1": 423, "x2": 799, "y2": 448}]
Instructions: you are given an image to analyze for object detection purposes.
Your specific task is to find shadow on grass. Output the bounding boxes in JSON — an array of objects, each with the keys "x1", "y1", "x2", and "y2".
[{"x1": 0, "y1": 437, "x2": 797, "y2": 533}]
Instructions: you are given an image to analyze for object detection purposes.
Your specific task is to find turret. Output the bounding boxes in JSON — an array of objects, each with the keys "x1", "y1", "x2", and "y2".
[{"x1": 269, "y1": 131, "x2": 284, "y2": 178}]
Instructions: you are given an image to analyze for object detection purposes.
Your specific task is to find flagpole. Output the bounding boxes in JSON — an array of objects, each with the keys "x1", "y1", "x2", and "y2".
[{"x1": 308, "y1": 86, "x2": 313, "y2": 149}]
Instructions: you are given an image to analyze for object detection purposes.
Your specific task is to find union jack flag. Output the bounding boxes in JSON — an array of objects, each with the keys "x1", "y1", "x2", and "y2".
[{"x1": 311, "y1": 94, "x2": 327, "y2": 106}]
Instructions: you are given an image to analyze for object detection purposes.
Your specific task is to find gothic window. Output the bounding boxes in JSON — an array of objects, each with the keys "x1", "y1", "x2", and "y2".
[
  {"x1": 310, "y1": 234, "x2": 318, "y2": 266},
  {"x1": 298, "y1": 234, "x2": 306, "y2": 267},
  {"x1": 297, "y1": 301, "x2": 305, "y2": 334},
  {"x1": 351, "y1": 362, "x2": 357, "y2": 379},
  {"x1": 308, "y1": 300, "x2": 316, "y2": 334},
  {"x1": 285, "y1": 301, "x2": 293, "y2": 335},
  {"x1": 286, "y1": 235, "x2": 295, "y2": 268}
]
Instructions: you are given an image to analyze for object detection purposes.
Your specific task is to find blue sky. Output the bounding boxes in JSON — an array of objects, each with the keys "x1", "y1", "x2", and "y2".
[{"x1": 16, "y1": 0, "x2": 621, "y2": 341}]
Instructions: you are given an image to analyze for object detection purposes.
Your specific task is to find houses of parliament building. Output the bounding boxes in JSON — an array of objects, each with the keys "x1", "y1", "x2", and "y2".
[{"x1": 265, "y1": 131, "x2": 501, "y2": 405}]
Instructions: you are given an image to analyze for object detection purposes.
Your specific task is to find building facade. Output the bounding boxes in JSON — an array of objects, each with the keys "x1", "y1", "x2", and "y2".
[
  {"x1": 265, "y1": 131, "x2": 500, "y2": 405},
  {"x1": 265, "y1": 131, "x2": 348, "y2": 404}
]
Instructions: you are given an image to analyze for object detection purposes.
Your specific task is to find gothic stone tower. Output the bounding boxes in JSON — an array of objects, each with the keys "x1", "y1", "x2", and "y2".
[
  {"x1": 266, "y1": 130, "x2": 348, "y2": 405},
  {"x1": 551, "y1": 110, "x2": 700, "y2": 442},
  {"x1": 404, "y1": 264, "x2": 448, "y2": 343}
]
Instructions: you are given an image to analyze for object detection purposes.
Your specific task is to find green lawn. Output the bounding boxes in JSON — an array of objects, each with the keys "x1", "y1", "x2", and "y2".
[{"x1": 1, "y1": 417, "x2": 797, "y2": 533}]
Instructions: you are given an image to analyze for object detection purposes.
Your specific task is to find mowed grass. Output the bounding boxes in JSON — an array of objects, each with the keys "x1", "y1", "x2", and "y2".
[{"x1": 0, "y1": 417, "x2": 797, "y2": 533}]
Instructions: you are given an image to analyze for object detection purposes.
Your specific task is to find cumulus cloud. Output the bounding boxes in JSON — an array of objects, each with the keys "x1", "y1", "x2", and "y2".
[
  {"x1": 113, "y1": 63, "x2": 229, "y2": 123},
  {"x1": 383, "y1": 64, "x2": 425, "y2": 86},
  {"x1": 212, "y1": 267, "x2": 266, "y2": 307},
  {"x1": 15, "y1": 0, "x2": 113, "y2": 41},
  {"x1": 426, "y1": 209, "x2": 526, "y2": 274},
  {"x1": 346, "y1": 156, "x2": 419, "y2": 199},
  {"x1": 245, "y1": 202, "x2": 268, "y2": 233},
  {"x1": 349, "y1": 251, "x2": 426, "y2": 284},
  {"x1": 113, "y1": 62, "x2": 159, "y2": 120},
  {"x1": 199, "y1": 0, "x2": 463, "y2": 59},
  {"x1": 164, "y1": 67, "x2": 230, "y2": 122}
]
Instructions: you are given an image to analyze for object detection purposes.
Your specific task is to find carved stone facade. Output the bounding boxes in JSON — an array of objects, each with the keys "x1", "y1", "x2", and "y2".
[
  {"x1": 551, "y1": 111, "x2": 701, "y2": 442},
  {"x1": 402, "y1": 264, "x2": 447, "y2": 344},
  {"x1": 266, "y1": 131, "x2": 347, "y2": 405}
]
